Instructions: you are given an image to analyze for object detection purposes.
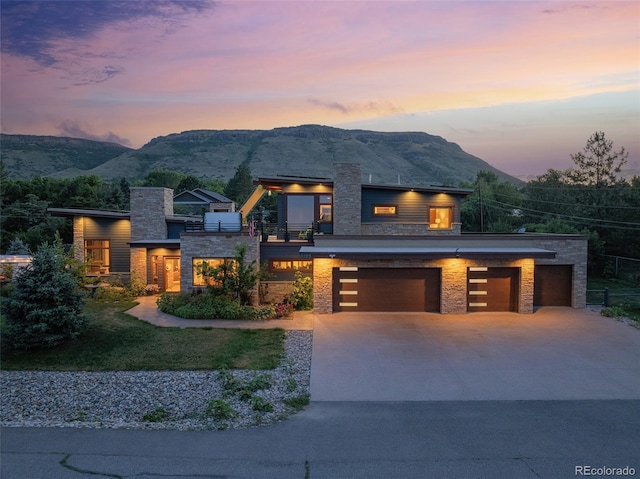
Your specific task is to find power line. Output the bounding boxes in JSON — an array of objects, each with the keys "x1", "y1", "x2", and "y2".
[{"x1": 484, "y1": 199, "x2": 640, "y2": 230}]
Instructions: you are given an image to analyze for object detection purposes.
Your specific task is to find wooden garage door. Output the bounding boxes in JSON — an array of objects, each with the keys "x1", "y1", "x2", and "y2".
[
  {"x1": 467, "y1": 267, "x2": 519, "y2": 312},
  {"x1": 534, "y1": 265, "x2": 572, "y2": 307},
  {"x1": 333, "y1": 267, "x2": 440, "y2": 312}
]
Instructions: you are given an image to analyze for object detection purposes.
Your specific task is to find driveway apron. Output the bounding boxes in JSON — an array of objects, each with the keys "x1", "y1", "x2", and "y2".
[{"x1": 310, "y1": 308, "x2": 640, "y2": 401}]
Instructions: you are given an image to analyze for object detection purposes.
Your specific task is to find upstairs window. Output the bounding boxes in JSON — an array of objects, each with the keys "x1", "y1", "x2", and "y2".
[
  {"x1": 373, "y1": 205, "x2": 397, "y2": 216},
  {"x1": 429, "y1": 207, "x2": 453, "y2": 229}
]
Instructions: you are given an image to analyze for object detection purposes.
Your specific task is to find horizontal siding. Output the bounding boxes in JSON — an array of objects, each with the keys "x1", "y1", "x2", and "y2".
[
  {"x1": 361, "y1": 190, "x2": 460, "y2": 223},
  {"x1": 84, "y1": 217, "x2": 131, "y2": 273},
  {"x1": 260, "y1": 243, "x2": 311, "y2": 281}
]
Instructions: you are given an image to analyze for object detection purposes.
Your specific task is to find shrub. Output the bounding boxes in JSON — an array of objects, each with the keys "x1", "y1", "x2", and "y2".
[
  {"x1": 250, "y1": 395, "x2": 274, "y2": 413},
  {"x1": 205, "y1": 399, "x2": 237, "y2": 420},
  {"x1": 601, "y1": 306, "x2": 628, "y2": 318},
  {"x1": 290, "y1": 271, "x2": 313, "y2": 310},
  {"x1": 127, "y1": 275, "x2": 147, "y2": 297},
  {"x1": 142, "y1": 407, "x2": 169, "y2": 422},
  {"x1": 283, "y1": 394, "x2": 310, "y2": 412},
  {"x1": 2, "y1": 242, "x2": 88, "y2": 350},
  {"x1": 158, "y1": 291, "x2": 257, "y2": 320},
  {"x1": 144, "y1": 284, "x2": 160, "y2": 295}
]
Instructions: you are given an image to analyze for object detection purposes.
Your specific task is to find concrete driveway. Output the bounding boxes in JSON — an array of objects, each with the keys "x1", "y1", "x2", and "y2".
[{"x1": 310, "y1": 308, "x2": 640, "y2": 401}]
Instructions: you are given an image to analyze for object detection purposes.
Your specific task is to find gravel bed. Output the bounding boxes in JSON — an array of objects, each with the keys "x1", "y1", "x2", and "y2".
[{"x1": 0, "y1": 330, "x2": 312, "y2": 431}]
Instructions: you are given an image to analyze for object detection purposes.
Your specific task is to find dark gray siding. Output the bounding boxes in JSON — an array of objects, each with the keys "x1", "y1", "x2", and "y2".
[
  {"x1": 84, "y1": 217, "x2": 131, "y2": 273},
  {"x1": 260, "y1": 243, "x2": 312, "y2": 281},
  {"x1": 167, "y1": 222, "x2": 185, "y2": 239},
  {"x1": 361, "y1": 189, "x2": 460, "y2": 223}
]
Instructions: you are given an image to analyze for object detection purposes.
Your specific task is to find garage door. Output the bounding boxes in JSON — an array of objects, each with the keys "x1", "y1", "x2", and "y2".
[
  {"x1": 333, "y1": 267, "x2": 440, "y2": 312},
  {"x1": 534, "y1": 265, "x2": 572, "y2": 307},
  {"x1": 467, "y1": 267, "x2": 519, "y2": 312}
]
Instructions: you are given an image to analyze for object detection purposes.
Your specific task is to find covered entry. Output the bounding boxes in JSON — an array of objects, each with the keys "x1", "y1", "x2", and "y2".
[
  {"x1": 333, "y1": 267, "x2": 441, "y2": 312},
  {"x1": 467, "y1": 267, "x2": 519, "y2": 312},
  {"x1": 534, "y1": 265, "x2": 572, "y2": 306}
]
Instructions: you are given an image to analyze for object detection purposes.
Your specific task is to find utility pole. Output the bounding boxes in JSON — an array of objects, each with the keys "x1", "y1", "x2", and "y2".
[{"x1": 478, "y1": 180, "x2": 484, "y2": 233}]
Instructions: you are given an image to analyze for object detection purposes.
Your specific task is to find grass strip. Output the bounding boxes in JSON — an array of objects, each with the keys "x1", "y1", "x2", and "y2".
[{"x1": 1, "y1": 300, "x2": 284, "y2": 371}]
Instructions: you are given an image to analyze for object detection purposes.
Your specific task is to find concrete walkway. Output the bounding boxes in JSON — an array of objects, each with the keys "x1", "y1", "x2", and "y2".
[
  {"x1": 125, "y1": 295, "x2": 314, "y2": 330},
  {"x1": 310, "y1": 308, "x2": 640, "y2": 401}
]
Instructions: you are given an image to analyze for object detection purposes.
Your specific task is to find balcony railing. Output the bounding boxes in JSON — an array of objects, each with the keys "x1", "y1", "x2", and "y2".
[{"x1": 183, "y1": 221, "x2": 333, "y2": 241}]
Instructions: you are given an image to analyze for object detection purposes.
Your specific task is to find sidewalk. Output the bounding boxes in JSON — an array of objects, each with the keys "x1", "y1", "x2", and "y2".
[{"x1": 125, "y1": 295, "x2": 314, "y2": 330}]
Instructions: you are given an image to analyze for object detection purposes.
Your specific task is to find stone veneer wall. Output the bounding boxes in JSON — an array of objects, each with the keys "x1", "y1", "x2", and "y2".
[
  {"x1": 130, "y1": 247, "x2": 147, "y2": 284},
  {"x1": 130, "y1": 187, "x2": 173, "y2": 241},
  {"x1": 180, "y1": 233, "x2": 260, "y2": 304},
  {"x1": 361, "y1": 222, "x2": 462, "y2": 236},
  {"x1": 260, "y1": 281, "x2": 294, "y2": 304},
  {"x1": 531, "y1": 236, "x2": 588, "y2": 308},
  {"x1": 332, "y1": 163, "x2": 362, "y2": 235},
  {"x1": 73, "y1": 216, "x2": 84, "y2": 263}
]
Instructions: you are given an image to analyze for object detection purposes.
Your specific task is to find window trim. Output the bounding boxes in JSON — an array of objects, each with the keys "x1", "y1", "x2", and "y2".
[{"x1": 372, "y1": 205, "x2": 398, "y2": 216}]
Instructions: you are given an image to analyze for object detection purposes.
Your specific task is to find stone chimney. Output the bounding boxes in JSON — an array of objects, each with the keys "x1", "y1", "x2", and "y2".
[
  {"x1": 332, "y1": 163, "x2": 362, "y2": 235},
  {"x1": 130, "y1": 187, "x2": 173, "y2": 241}
]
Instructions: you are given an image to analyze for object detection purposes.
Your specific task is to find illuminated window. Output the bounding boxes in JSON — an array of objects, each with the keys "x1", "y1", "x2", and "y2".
[
  {"x1": 429, "y1": 207, "x2": 453, "y2": 229},
  {"x1": 373, "y1": 205, "x2": 397, "y2": 216},
  {"x1": 85, "y1": 240, "x2": 110, "y2": 273},
  {"x1": 192, "y1": 258, "x2": 229, "y2": 286},
  {"x1": 269, "y1": 259, "x2": 313, "y2": 274}
]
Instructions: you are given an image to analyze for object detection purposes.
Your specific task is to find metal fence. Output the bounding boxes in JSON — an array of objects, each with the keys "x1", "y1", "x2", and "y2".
[
  {"x1": 587, "y1": 288, "x2": 640, "y2": 307},
  {"x1": 602, "y1": 255, "x2": 640, "y2": 283}
]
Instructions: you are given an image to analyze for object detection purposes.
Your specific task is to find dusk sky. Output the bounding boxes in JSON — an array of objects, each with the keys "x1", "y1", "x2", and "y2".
[{"x1": 1, "y1": 0, "x2": 638, "y2": 177}]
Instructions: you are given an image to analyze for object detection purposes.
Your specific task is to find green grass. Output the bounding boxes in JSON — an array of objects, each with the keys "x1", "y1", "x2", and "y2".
[{"x1": 1, "y1": 300, "x2": 285, "y2": 371}]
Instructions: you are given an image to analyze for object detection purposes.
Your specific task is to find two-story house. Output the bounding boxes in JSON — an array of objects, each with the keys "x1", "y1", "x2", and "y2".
[{"x1": 50, "y1": 163, "x2": 587, "y2": 314}]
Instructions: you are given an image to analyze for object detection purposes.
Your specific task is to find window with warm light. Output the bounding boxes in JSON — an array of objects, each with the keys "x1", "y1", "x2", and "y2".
[
  {"x1": 85, "y1": 239, "x2": 110, "y2": 273},
  {"x1": 429, "y1": 207, "x2": 453, "y2": 229},
  {"x1": 269, "y1": 259, "x2": 313, "y2": 274},
  {"x1": 192, "y1": 258, "x2": 230, "y2": 286},
  {"x1": 373, "y1": 205, "x2": 397, "y2": 216}
]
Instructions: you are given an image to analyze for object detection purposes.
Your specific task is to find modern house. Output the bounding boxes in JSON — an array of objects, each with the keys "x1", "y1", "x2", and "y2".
[{"x1": 49, "y1": 163, "x2": 587, "y2": 314}]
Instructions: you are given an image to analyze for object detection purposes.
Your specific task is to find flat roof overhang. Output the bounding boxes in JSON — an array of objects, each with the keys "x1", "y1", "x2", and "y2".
[
  {"x1": 129, "y1": 239, "x2": 181, "y2": 248},
  {"x1": 48, "y1": 207, "x2": 130, "y2": 219},
  {"x1": 298, "y1": 246, "x2": 556, "y2": 260}
]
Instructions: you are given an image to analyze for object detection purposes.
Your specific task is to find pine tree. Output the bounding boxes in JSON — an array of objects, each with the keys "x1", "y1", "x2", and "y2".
[{"x1": 3, "y1": 241, "x2": 87, "y2": 350}]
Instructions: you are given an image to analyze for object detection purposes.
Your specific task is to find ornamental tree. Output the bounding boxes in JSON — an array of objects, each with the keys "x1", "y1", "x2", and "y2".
[{"x1": 3, "y1": 240, "x2": 87, "y2": 350}]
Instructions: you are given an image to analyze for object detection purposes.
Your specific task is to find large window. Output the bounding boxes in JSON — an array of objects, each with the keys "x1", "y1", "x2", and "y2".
[
  {"x1": 286, "y1": 195, "x2": 315, "y2": 229},
  {"x1": 429, "y1": 206, "x2": 453, "y2": 229},
  {"x1": 192, "y1": 258, "x2": 229, "y2": 286},
  {"x1": 269, "y1": 259, "x2": 313, "y2": 274},
  {"x1": 85, "y1": 239, "x2": 110, "y2": 273}
]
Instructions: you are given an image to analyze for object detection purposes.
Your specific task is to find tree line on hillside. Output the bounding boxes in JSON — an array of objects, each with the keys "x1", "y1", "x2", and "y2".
[
  {"x1": 0, "y1": 163, "x2": 255, "y2": 253},
  {"x1": 460, "y1": 132, "x2": 640, "y2": 268},
  {"x1": 1, "y1": 133, "x2": 638, "y2": 268}
]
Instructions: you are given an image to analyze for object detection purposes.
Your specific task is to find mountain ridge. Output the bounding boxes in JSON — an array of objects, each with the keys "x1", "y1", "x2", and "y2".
[{"x1": 1, "y1": 125, "x2": 520, "y2": 186}]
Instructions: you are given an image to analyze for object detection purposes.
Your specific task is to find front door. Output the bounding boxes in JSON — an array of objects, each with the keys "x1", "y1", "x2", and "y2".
[{"x1": 163, "y1": 257, "x2": 181, "y2": 292}]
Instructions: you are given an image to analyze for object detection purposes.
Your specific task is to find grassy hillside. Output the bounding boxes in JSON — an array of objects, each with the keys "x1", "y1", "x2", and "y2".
[
  {"x1": 0, "y1": 134, "x2": 133, "y2": 179},
  {"x1": 2, "y1": 126, "x2": 520, "y2": 186}
]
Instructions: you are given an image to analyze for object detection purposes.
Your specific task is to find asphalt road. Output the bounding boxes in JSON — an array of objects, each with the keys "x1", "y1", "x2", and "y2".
[{"x1": 2, "y1": 400, "x2": 639, "y2": 479}]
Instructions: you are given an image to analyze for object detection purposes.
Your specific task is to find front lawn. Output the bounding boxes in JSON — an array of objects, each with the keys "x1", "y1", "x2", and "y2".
[{"x1": 1, "y1": 300, "x2": 285, "y2": 371}]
